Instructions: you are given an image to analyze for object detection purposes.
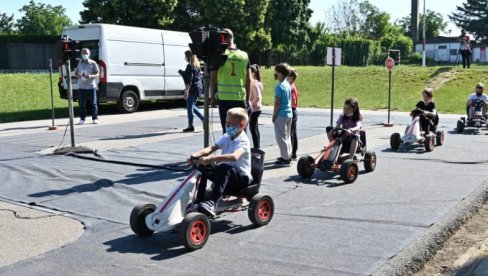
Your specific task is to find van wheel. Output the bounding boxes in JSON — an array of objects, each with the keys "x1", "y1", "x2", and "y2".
[{"x1": 118, "y1": 90, "x2": 139, "y2": 113}]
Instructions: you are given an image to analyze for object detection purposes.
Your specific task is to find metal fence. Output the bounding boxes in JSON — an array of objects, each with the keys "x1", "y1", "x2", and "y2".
[{"x1": 0, "y1": 43, "x2": 59, "y2": 71}]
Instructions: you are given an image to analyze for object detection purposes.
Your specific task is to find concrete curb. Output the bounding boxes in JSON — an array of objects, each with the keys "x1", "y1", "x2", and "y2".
[{"x1": 374, "y1": 181, "x2": 488, "y2": 276}]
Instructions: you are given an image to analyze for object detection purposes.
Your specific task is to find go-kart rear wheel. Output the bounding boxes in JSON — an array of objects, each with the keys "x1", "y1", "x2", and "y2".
[
  {"x1": 456, "y1": 120, "x2": 465, "y2": 133},
  {"x1": 248, "y1": 194, "x2": 274, "y2": 227},
  {"x1": 297, "y1": 155, "x2": 315, "y2": 178},
  {"x1": 364, "y1": 151, "x2": 377, "y2": 172},
  {"x1": 436, "y1": 131, "x2": 445, "y2": 146},
  {"x1": 179, "y1": 212, "x2": 210, "y2": 251},
  {"x1": 130, "y1": 203, "x2": 156, "y2": 237},
  {"x1": 340, "y1": 160, "x2": 359, "y2": 184},
  {"x1": 390, "y1": 133, "x2": 402, "y2": 151},
  {"x1": 424, "y1": 136, "x2": 435, "y2": 152}
]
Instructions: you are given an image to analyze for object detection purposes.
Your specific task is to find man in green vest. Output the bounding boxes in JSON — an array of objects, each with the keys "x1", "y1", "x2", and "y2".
[{"x1": 210, "y1": 28, "x2": 251, "y2": 133}]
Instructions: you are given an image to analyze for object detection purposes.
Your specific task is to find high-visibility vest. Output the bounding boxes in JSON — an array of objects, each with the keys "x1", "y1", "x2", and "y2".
[{"x1": 217, "y1": 49, "x2": 249, "y2": 101}]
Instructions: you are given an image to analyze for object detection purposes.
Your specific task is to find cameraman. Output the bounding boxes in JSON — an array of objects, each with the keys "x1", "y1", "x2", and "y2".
[{"x1": 459, "y1": 29, "x2": 472, "y2": 69}]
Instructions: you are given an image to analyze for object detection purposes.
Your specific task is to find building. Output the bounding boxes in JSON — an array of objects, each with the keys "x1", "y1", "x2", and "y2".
[{"x1": 415, "y1": 36, "x2": 487, "y2": 64}]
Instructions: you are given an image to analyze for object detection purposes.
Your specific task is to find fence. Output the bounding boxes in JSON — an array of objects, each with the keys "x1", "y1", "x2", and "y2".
[{"x1": 0, "y1": 43, "x2": 59, "y2": 71}]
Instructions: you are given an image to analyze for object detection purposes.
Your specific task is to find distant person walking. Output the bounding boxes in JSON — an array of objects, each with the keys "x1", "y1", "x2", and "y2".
[
  {"x1": 210, "y1": 28, "x2": 251, "y2": 133},
  {"x1": 76, "y1": 48, "x2": 99, "y2": 125},
  {"x1": 272, "y1": 63, "x2": 292, "y2": 166},
  {"x1": 287, "y1": 69, "x2": 299, "y2": 160},
  {"x1": 179, "y1": 50, "x2": 204, "y2": 132},
  {"x1": 249, "y1": 64, "x2": 263, "y2": 149}
]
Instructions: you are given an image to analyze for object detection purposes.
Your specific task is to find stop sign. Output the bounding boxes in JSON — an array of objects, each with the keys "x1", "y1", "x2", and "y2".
[{"x1": 385, "y1": 57, "x2": 395, "y2": 70}]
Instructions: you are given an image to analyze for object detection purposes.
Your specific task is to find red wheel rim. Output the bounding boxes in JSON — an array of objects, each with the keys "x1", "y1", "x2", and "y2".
[
  {"x1": 348, "y1": 166, "x2": 357, "y2": 179},
  {"x1": 189, "y1": 220, "x2": 207, "y2": 245},
  {"x1": 258, "y1": 200, "x2": 271, "y2": 221}
]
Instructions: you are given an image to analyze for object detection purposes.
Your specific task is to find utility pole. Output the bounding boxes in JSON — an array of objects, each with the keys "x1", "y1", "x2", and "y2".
[{"x1": 422, "y1": 0, "x2": 426, "y2": 67}]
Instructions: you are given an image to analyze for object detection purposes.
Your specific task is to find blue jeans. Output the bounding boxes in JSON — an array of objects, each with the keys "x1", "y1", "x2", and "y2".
[
  {"x1": 78, "y1": 88, "x2": 98, "y2": 120},
  {"x1": 187, "y1": 92, "x2": 204, "y2": 127}
]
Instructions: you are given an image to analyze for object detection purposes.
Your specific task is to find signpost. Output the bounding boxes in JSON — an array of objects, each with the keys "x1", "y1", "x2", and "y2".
[
  {"x1": 48, "y1": 59, "x2": 57, "y2": 131},
  {"x1": 327, "y1": 47, "x2": 341, "y2": 126},
  {"x1": 385, "y1": 57, "x2": 395, "y2": 127}
]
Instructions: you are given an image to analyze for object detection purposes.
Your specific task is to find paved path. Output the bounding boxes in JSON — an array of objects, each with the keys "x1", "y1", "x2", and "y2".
[{"x1": 0, "y1": 107, "x2": 486, "y2": 275}]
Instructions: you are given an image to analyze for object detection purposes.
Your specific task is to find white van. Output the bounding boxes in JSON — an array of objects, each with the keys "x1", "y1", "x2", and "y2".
[{"x1": 59, "y1": 24, "x2": 190, "y2": 113}]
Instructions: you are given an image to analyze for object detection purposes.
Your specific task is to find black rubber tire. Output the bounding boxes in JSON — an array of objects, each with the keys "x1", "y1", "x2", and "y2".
[
  {"x1": 424, "y1": 136, "x2": 435, "y2": 152},
  {"x1": 436, "y1": 130, "x2": 445, "y2": 146},
  {"x1": 390, "y1": 133, "x2": 401, "y2": 151},
  {"x1": 297, "y1": 155, "x2": 315, "y2": 178},
  {"x1": 340, "y1": 160, "x2": 359, "y2": 184},
  {"x1": 130, "y1": 203, "x2": 156, "y2": 237},
  {"x1": 456, "y1": 120, "x2": 465, "y2": 133},
  {"x1": 179, "y1": 212, "x2": 211, "y2": 251},
  {"x1": 117, "y1": 90, "x2": 139, "y2": 113},
  {"x1": 248, "y1": 194, "x2": 274, "y2": 227},
  {"x1": 364, "y1": 151, "x2": 377, "y2": 172}
]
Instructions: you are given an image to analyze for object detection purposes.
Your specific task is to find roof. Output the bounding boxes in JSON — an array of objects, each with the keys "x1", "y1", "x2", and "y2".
[{"x1": 415, "y1": 36, "x2": 462, "y2": 44}]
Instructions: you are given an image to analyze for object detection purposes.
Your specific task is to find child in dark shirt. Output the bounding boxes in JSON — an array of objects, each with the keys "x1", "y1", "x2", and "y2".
[{"x1": 413, "y1": 88, "x2": 437, "y2": 135}]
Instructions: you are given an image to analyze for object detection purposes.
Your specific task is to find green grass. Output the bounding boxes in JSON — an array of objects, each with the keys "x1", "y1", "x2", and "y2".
[
  {"x1": 262, "y1": 65, "x2": 488, "y2": 114},
  {"x1": 1, "y1": 65, "x2": 488, "y2": 123}
]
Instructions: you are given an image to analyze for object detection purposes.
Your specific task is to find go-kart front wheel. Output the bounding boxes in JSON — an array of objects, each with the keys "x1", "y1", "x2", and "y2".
[
  {"x1": 248, "y1": 194, "x2": 274, "y2": 227},
  {"x1": 130, "y1": 203, "x2": 156, "y2": 237},
  {"x1": 179, "y1": 212, "x2": 211, "y2": 251},
  {"x1": 340, "y1": 160, "x2": 359, "y2": 184},
  {"x1": 364, "y1": 151, "x2": 377, "y2": 172},
  {"x1": 456, "y1": 120, "x2": 465, "y2": 133},
  {"x1": 390, "y1": 133, "x2": 402, "y2": 151},
  {"x1": 424, "y1": 136, "x2": 435, "y2": 152},
  {"x1": 436, "y1": 131, "x2": 445, "y2": 146},
  {"x1": 297, "y1": 155, "x2": 315, "y2": 178}
]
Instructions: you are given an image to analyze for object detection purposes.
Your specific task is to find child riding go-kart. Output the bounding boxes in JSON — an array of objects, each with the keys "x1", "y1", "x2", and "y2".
[
  {"x1": 130, "y1": 148, "x2": 272, "y2": 250},
  {"x1": 390, "y1": 108, "x2": 444, "y2": 152},
  {"x1": 457, "y1": 99, "x2": 488, "y2": 133},
  {"x1": 297, "y1": 127, "x2": 377, "y2": 184}
]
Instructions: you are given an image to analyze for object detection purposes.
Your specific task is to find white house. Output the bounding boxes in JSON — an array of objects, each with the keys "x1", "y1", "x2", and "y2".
[{"x1": 415, "y1": 36, "x2": 487, "y2": 63}]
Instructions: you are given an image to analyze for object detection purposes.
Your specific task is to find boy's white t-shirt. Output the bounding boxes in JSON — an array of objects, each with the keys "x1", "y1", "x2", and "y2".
[
  {"x1": 468, "y1": 93, "x2": 488, "y2": 102},
  {"x1": 215, "y1": 132, "x2": 253, "y2": 181}
]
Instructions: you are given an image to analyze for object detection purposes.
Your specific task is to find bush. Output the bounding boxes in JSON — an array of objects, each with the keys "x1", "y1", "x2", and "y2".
[{"x1": 409, "y1": 52, "x2": 422, "y2": 65}]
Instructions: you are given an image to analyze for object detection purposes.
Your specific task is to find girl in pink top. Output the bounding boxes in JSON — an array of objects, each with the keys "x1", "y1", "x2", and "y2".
[
  {"x1": 249, "y1": 64, "x2": 263, "y2": 148},
  {"x1": 287, "y1": 69, "x2": 299, "y2": 160}
]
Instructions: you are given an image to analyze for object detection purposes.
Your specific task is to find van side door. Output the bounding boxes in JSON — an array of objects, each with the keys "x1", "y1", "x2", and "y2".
[{"x1": 162, "y1": 32, "x2": 188, "y2": 98}]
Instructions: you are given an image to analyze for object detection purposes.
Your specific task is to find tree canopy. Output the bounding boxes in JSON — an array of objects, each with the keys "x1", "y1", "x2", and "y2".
[
  {"x1": 16, "y1": 0, "x2": 72, "y2": 35},
  {"x1": 450, "y1": 0, "x2": 488, "y2": 43},
  {"x1": 0, "y1": 12, "x2": 15, "y2": 34},
  {"x1": 397, "y1": 10, "x2": 447, "y2": 39}
]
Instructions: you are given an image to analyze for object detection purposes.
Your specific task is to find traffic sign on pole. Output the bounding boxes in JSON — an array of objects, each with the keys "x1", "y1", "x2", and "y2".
[{"x1": 385, "y1": 57, "x2": 395, "y2": 127}]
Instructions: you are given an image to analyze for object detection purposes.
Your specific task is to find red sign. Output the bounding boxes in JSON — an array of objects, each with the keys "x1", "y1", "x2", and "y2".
[{"x1": 385, "y1": 57, "x2": 395, "y2": 70}]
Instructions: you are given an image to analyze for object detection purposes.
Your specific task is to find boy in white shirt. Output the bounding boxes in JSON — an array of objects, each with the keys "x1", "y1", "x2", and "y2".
[
  {"x1": 188, "y1": 107, "x2": 252, "y2": 216},
  {"x1": 466, "y1": 83, "x2": 488, "y2": 120}
]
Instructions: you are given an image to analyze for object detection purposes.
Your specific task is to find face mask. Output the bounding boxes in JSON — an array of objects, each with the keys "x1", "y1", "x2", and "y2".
[
  {"x1": 344, "y1": 112, "x2": 353, "y2": 118},
  {"x1": 81, "y1": 54, "x2": 89, "y2": 60},
  {"x1": 226, "y1": 126, "x2": 239, "y2": 137}
]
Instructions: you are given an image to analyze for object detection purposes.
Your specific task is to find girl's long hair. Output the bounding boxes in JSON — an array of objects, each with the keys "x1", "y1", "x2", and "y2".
[
  {"x1": 345, "y1": 98, "x2": 362, "y2": 122},
  {"x1": 185, "y1": 50, "x2": 201, "y2": 68},
  {"x1": 251, "y1": 64, "x2": 261, "y2": 82}
]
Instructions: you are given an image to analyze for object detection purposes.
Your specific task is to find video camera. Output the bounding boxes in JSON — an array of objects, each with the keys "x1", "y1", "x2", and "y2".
[{"x1": 189, "y1": 26, "x2": 229, "y2": 71}]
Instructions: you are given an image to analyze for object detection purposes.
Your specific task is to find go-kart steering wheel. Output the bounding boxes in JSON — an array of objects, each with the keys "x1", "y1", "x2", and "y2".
[{"x1": 331, "y1": 127, "x2": 350, "y2": 138}]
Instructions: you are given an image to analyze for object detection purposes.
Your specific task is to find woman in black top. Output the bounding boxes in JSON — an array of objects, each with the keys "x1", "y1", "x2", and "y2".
[
  {"x1": 179, "y1": 50, "x2": 204, "y2": 132},
  {"x1": 414, "y1": 89, "x2": 437, "y2": 135}
]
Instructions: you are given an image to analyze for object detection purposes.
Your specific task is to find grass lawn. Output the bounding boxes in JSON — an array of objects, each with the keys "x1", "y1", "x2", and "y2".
[
  {"x1": 1, "y1": 65, "x2": 488, "y2": 123},
  {"x1": 261, "y1": 65, "x2": 488, "y2": 114}
]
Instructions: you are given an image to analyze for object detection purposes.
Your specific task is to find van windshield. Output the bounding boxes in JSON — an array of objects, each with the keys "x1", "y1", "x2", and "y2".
[{"x1": 78, "y1": 40, "x2": 100, "y2": 62}]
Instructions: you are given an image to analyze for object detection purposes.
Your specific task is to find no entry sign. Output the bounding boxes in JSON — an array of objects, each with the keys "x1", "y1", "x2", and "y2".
[{"x1": 385, "y1": 57, "x2": 395, "y2": 70}]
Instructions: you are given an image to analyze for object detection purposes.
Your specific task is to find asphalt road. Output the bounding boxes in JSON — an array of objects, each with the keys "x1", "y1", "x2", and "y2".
[{"x1": 0, "y1": 107, "x2": 487, "y2": 275}]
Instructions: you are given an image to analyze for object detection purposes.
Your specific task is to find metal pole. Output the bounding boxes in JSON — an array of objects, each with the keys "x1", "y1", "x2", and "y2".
[
  {"x1": 330, "y1": 48, "x2": 335, "y2": 126},
  {"x1": 48, "y1": 59, "x2": 57, "y2": 130},
  {"x1": 422, "y1": 0, "x2": 426, "y2": 67},
  {"x1": 66, "y1": 60, "x2": 76, "y2": 147},
  {"x1": 388, "y1": 70, "x2": 392, "y2": 124},
  {"x1": 203, "y1": 64, "x2": 209, "y2": 147}
]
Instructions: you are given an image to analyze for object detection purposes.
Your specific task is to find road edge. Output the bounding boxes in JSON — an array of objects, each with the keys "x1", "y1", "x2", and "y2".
[{"x1": 374, "y1": 181, "x2": 488, "y2": 276}]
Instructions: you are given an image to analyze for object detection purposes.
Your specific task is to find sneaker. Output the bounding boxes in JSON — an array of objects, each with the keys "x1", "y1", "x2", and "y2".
[
  {"x1": 183, "y1": 126, "x2": 195, "y2": 132},
  {"x1": 78, "y1": 119, "x2": 85, "y2": 125},
  {"x1": 198, "y1": 200, "x2": 216, "y2": 217},
  {"x1": 291, "y1": 154, "x2": 297, "y2": 161},
  {"x1": 92, "y1": 119, "x2": 99, "y2": 125},
  {"x1": 275, "y1": 159, "x2": 291, "y2": 166}
]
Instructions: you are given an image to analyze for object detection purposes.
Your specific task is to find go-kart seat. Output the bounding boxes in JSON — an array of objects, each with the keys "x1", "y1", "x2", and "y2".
[
  {"x1": 340, "y1": 130, "x2": 367, "y2": 154},
  {"x1": 225, "y1": 148, "x2": 265, "y2": 199}
]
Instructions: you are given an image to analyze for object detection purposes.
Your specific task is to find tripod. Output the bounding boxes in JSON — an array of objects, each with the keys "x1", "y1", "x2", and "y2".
[{"x1": 455, "y1": 39, "x2": 472, "y2": 68}]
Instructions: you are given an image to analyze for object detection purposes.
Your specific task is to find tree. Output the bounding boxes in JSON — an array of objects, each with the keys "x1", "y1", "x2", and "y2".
[
  {"x1": 450, "y1": 0, "x2": 488, "y2": 43},
  {"x1": 359, "y1": 2, "x2": 392, "y2": 39},
  {"x1": 0, "y1": 12, "x2": 15, "y2": 34},
  {"x1": 397, "y1": 10, "x2": 447, "y2": 39},
  {"x1": 16, "y1": 0, "x2": 72, "y2": 35},
  {"x1": 265, "y1": 0, "x2": 313, "y2": 54},
  {"x1": 326, "y1": 0, "x2": 365, "y2": 36},
  {"x1": 80, "y1": 0, "x2": 178, "y2": 28}
]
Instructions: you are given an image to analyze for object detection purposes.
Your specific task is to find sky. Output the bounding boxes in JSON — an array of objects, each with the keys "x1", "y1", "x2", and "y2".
[{"x1": 2, "y1": 0, "x2": 466, "y2": 36}]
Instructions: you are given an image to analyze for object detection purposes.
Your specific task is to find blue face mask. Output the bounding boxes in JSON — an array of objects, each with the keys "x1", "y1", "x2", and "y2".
[
  {"x1": 226, "y1": 126, "x2": 239, "y2": 137},
  {"x1": 81, "y1": 54, "x2": 89, "y2": 60}
]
